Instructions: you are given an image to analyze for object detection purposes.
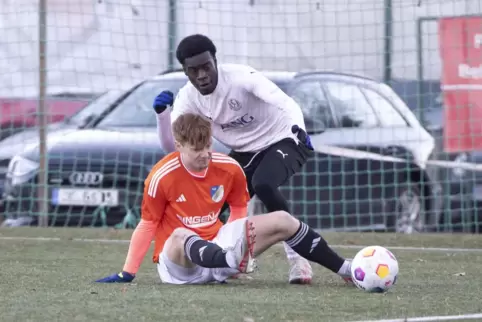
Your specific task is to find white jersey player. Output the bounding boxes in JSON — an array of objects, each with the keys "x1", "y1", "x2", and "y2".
[
  {"x1": 153, "y1": 34, "x2": 353, "y2": 285},
  {"x1": 171, "y1": 63, "x2": 305, "y2": 153}
]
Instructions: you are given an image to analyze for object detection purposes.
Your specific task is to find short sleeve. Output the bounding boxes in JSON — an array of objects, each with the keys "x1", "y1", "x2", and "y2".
[
  {"x1": 141, "y1": 174, "x2": 167, "y2": 222},
  {"x1": 225, "y1": 164, "x2": 250, "y2": 208},
  {"x1": 170, "y1": 85, "x2": 198, "y2": 124}
]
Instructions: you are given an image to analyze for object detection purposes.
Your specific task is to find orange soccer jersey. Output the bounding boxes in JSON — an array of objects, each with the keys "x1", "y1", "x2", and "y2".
[{"x1": 141, "y1": 151, "x2": 250, "y2": 263}]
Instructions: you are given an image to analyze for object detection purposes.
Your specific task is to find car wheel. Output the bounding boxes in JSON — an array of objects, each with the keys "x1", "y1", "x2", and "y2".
[{"x1": 390, "y1": 184, "x2": 424, "y2": 234}]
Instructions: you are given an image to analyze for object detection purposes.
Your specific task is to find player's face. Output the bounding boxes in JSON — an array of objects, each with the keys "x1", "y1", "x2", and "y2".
[
  {"x1": 183, "y1": 51, "x2": 218, "y2": 95},
  {"x1": 178, "y1": 142, "x2": 213, "y2": 171}
]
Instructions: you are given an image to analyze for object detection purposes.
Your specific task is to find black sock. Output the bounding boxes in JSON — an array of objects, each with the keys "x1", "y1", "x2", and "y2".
[
  {"x1": 184, "y1": 235, "x2": 230, "y2": 268},
  {"x1": 285, "y1": 221, "x2": 345, "y2": 273}
]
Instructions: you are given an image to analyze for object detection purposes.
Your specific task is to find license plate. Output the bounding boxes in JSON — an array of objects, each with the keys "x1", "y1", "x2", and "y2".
[{"x1": 52, "y1": 188, "x2": 119, "y2": 206}]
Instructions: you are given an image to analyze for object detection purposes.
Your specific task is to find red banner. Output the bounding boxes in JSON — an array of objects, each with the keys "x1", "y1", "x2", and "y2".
[{"x1": 439, "y1": 16, "x2": 482, "y2": 152}]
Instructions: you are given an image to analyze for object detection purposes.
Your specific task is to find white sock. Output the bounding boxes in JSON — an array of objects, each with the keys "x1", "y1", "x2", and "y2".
[
  {"x1": 283, "y1": 242, "x2": 303, "y2": 261},
  {"x1": 337, "y1": 260, "x2": 351, "y2": 276}
]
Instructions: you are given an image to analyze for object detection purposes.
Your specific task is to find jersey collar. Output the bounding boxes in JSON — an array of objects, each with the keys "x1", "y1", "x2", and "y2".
[{"x1": 180, "y1": 153, "x2": 209, "y2": 178}]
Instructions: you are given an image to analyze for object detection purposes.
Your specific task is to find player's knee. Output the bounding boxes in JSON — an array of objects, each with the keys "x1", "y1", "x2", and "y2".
[
  {"x1": 170, "y1": 227, "x2": 196, "y2": 247},
  {"x1": 272, "y1": 211, "x2": 299, "y2": 237},
  {"x1": 163, "y1": 228, "x2": 198, "y2": 268},
  {"x1": 266, "y1": 210, "x2": 299, "y2": 236}
]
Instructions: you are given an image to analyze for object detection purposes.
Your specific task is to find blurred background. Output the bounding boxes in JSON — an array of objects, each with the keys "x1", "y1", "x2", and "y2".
[{"x1": 1, "y1": 0, "x2": 482, "y2": 234}]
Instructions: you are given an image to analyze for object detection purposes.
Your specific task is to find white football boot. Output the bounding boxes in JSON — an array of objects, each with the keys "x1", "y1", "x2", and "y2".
[
  {"x1": 339, "y1": 259, "x2": 354, "y2": 286},
  {"x1": 225, "y1": 219, "x2": 257, "y2": 274},
  {"x1": 288, "y1": 257, "x2": 313, "y2": 284}
]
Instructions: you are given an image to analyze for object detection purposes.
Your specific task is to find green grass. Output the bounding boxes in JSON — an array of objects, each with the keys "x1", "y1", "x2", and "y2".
[{"x1": 1, "y1": 228, "x2": 482, "y2": 322}]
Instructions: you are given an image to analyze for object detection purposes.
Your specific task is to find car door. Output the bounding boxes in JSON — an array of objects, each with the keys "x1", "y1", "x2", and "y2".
[
  {"x1": 284, "y1": 79, "x2": 348, "y2": 228},
  {"x1": 303, "y1": 81, "x2": 392, "y2": 229},
  {"x1": 317, "y1": 81, "x2": 433, "y2": 165}
]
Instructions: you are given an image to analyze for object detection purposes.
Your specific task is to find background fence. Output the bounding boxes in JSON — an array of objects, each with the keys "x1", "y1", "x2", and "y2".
[
  {"x1": 1, "y1": 0, "x2": 480, "y2": 95},
  {"x1": 1, "y1": 0, "x2": 482, "y2": 233}
]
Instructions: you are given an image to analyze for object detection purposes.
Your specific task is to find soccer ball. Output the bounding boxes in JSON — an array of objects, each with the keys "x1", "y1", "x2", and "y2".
[{"x1": 350, "y1": 245, "x2": 399, "y2": 293}]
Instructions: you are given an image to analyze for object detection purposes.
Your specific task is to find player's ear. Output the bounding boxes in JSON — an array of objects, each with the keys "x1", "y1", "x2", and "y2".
[{"x1": 174, "y1": 140, "x2": 183, "y2": 151}]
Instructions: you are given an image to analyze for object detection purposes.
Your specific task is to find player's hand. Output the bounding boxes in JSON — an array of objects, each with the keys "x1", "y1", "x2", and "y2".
[
  {"x1": 95, "y1": 271, "x2": 135, "y2": 283},
  {"x1": 304, "y1": 134, "x2": 313, "y2": 150},
  {"x1": 292, "y1": 125, "x2": 314, "y2": 151},
  {"x1": 153, "y1": 90, "x2": 174, "y2": 114}
]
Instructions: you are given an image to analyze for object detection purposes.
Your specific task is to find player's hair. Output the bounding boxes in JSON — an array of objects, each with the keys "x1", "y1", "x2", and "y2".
[
  {"x1": 172, "y1": 113, "x2": 212, "y2": 150},
  {"x1": 175, "y1": 34, "x2": 217, "y2": 65}
]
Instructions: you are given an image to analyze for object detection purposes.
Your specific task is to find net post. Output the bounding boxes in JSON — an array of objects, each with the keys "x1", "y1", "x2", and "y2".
[
  {"x1": 167, "y1": 0, "x2": 177, "y2": 70},
  {"x1": 415, "y1": 17, "x2": 423, "y2": 116},
  {"x1": 383, "y1": 0, "x2": 393, "y2": 84},
  {"x1": 37, "y1": 0, "x2": 48, "y2": 227}
]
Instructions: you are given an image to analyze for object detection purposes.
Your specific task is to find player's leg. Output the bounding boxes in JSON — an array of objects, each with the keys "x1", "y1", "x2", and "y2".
[
  {"x1": 157, "y1": 228, "x2": 206, "y2": 284},
  {"x1": 160, "y1": 226, "x2": 255, "y2": 281},
  {"x1": 250, "y1": 139, "x2": 313, "y2": 284},
  {"x1": 249, "y1": 211, "x2": 351, "y2": 279}
]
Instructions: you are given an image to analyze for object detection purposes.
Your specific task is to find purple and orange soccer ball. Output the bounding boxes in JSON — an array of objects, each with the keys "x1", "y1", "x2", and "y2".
[{"x1": 350, "y1": 245, "x2": 399, "y2": 293}]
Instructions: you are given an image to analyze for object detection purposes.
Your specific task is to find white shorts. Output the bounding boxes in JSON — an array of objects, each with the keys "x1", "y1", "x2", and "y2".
[{"x1": 157, "y1": 217, "x2": 247, "y2": 285}]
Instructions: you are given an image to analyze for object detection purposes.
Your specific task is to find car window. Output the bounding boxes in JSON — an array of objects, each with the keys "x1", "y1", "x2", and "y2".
[
  {"x1": 96, "y1": 76, "x2": 290, "y2": 128},
  {"x1": 325, "y1": 82, "x2": 379, "y2": 128},
  {"x1": 361, "y1": 88, "x2": 408, "y2": 127},
  {"x1": 66, "y1": 90, "x2": 123, "y2": 126},
  {"x1": 291, "y1": 81, "x2": 334, "y2": 132},
  {"x1": 96, "y1": 79, "x2": 189, "y2": 127}
]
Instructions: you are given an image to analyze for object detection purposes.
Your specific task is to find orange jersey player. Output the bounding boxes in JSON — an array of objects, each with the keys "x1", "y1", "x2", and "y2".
[
  {"x1": 97, "y1": 114, "x2": 357, "y2": 286},
  {"x1": 96, "y1": 113, "x2": 256, "y2": 284},
  {"x1": 144, "y1": 149, "x2": 250, "y2": 264}
]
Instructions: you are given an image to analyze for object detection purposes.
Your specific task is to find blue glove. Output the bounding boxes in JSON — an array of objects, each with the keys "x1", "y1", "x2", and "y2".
[
  {"x1": 292, "y1": 125, "x2": 314, "y2": 151},
  {"x1": 153, "y1": 90, "x2": 174, "y2": 114},
  {"x1": 95, "y1": 271, "x2": 135, "y2": 283},
  {"x1": 304, "y1": 134, "x2": 313, "y2": 150}
]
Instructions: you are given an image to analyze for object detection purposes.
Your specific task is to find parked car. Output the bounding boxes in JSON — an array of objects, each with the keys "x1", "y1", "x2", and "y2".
[
  {"x1": 0, "y1": 89, "x2": 125, "y2": 215},
  {"x1": 0, "y1": 89, "x2": 100, "y2": 141},
  {"x1": 391, "y1": 79, "x2": 480, "y2": 232},
  {"x1": 2, "y1": 70, "x2": 441, "y2": 232}
]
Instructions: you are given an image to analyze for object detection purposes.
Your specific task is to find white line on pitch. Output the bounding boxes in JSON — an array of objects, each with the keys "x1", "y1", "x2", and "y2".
[
  {"x1": 351, "y1": 312, "x2": 482, "y2": 322},
  {"x1": 1, "y1": 236, "x2": 482, "y2": 253},
  {"x1": 332, "y1": 244, "x2": 482, "y2": 253}
]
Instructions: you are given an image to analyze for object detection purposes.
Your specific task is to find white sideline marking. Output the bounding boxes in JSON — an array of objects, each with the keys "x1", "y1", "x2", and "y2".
[
  {"x1": 0, "y1": 236, "x2": 129, "y2": 243},
  {"x1": 332, "y1": 244, "x2": 482, "y2": 253},
  {"x1": 1, "y1": 236, "x2": 482, "y2": 253},
  {"x1": 351, "y1": 312, "x2": 482, "y2": 322}
]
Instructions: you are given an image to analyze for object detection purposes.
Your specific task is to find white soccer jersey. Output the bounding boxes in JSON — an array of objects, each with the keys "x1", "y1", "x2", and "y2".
[{"x1": 170, "y1": 64, "x2": 306, "y2": 153}]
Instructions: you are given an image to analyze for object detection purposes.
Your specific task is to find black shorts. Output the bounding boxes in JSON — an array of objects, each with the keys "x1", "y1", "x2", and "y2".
[{"x1": 228, "y1": 138, "x2": 313, "y2": 197}]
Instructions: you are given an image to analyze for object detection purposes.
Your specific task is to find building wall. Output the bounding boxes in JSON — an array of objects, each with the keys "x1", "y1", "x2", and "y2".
[{"x1": 0, "y1": 0, "x2": 479, "y2": 96}]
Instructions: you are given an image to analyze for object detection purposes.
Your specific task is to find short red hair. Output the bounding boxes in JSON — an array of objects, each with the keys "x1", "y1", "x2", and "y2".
[{"x1": 172, "y1": 113, "x2": 212, "y2": 150}]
